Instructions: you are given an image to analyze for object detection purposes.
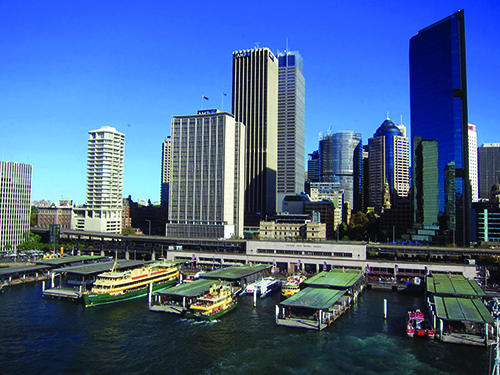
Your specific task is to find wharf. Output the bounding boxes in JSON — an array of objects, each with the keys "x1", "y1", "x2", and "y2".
[
  {"x1": 440, "y1": 332, "x2": 487, "y2": 346},
  {"x1": 150, "y1": 279, "x2": 219, "y2": 314},
  {"x1": 43, "y1": 287, "x2": 80, "y2": 300},
  {"x1": 276, "y1": 270, "x2": 364, "y2": 330},
  {"x1": 276, "y1": 291, "x2": 352, "y2": 330},
  {"x1": 0, "y1": 265, "x2": 50, "y2": 286},
  {"x1": 426, "y1": 274, "x2": 493, "y2": 346},
  {"x1": 42, "y1": 260, "x2": 150, "y2": 300}
]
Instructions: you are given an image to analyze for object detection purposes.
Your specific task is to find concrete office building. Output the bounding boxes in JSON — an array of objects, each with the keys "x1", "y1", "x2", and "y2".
[
  {"x1": 166, "y1": 110, "x2": 245, "y2": 239},
  {"x1": 232, "y1": 47, "x2": 279, "y2": 226},
  {"x1": 410, "y1": 10, "x2": 470, "y2": 245},
  {"x1": 72, "y1": 126, "x2": 125, "y2": 233},
  {"x1": 0, "y1": 161, "x2": 32, "y2": 252},
  {"x1": 276, "y1": 51, "x2": 305, "y2": 206}
]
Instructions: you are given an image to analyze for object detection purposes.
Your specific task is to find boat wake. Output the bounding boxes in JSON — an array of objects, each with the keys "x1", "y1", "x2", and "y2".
[{"x1": 181, "y1": 318, "x2": 219, "y2": 326}]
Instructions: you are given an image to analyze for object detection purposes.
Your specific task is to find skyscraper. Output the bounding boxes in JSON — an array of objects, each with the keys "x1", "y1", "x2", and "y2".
[
  {"x1": 161, "y1": 136, "x2": 171, "y2": 206},
  {"x1": 410, "y1": 10, "x2": 470, "y2": 245},
  {"x1": 319, "y1": 131, "x2": 362, "y2": 213},
  {"x1": 277, "y1": 51, "x2": 305, "y2": 206},
  {"x1": 166, "y1": 110, "x2": 245, "y2": 239},
  {"x1": 307, "y1": 150, "x2": 320, "y2": 182},
  {"x1": 478, "y1": 143, "x2": 500, "y2": 200},
  {"x1": 72, "y1": 126, "x2": 125, "y2": 233},
  {"x1": 368, "y1": 118, "x2": 410, "y2": 214},
  {"x1": 468, "y1": 124, "x2": 478, "y2": 202},
  {"x1": 232, "y1": 47, "x2": 279, "y2": 226},
  {"x1": 0, "y1": 161, "x2": 32, "y2": 252}
]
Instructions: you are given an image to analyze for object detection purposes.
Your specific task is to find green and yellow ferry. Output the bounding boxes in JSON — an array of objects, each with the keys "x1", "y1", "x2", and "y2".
[
  {"x1": 83, "y1": 260, "x2": 179, "y2": 308},
  {"x1": 281, "y1": 274, "x2": 307, "y2": 298},
  {"x1": 184, "y1": 283, "x2": 237, "y2": 321}
]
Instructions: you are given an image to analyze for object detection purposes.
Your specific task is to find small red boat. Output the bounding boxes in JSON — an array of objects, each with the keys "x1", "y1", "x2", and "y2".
[{"x1": 406, "y1": 309, "x2": 435, "y2": 339}]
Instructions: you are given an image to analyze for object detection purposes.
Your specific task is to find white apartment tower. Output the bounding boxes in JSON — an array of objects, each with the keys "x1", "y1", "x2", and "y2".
[
  {"x1": 277, "y1": 51, "x2": 305, "y2": 207},
  {"x1": 232, "y1": 47, "x2": 278, "y2": 226},
  {"x1": 468, "y1": 124, "x2": 478, "y2": 202},
  {"x1": 73, "y1": 126, "x2": 125, "y2": 233},
  {"x1": 166, "y1": 111, "x2": 245, "y2": 239},
  {"x1": 0, "y1": 161, "x2": 32, "y2": 252}
]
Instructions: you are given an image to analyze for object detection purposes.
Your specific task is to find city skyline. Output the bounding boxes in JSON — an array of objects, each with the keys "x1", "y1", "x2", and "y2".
[{"x1": 1, "y1": 1, "x2": 498, "y2": 204}]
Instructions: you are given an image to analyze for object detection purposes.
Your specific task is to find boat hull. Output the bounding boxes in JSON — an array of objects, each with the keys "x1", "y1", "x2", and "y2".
[
  {"x1": 184, "y1": 300, "x2": 238, "y2": 321},
  {"x1": 83, "y1": 278, "x2": 178, "y2": 307}
]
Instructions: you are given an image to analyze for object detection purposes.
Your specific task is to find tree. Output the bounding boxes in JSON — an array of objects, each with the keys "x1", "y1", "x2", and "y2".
[
  {"x1": 30, "y1": 206, "x2": 38, "y2": 227},
  {"x1": 17, "y1": 231, "x2": 42, "y2": 251},
  {"x1": 122, "y1": 226, "x2": 136, "y2": 235},
  {"x1": 3, "y1": 243, "x2": 12, "y2": 253},
  {"x1": 345, "y1": 212, "x2": 379, "y2": 241}
]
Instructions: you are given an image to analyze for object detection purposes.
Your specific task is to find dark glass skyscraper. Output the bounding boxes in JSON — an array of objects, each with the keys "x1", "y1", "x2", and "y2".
[
  {"x1": 410, "y1": 10, "x2": 470, "y2": 246},
  {"x1": 318, "y1": 132, "x2": 362, "y2": 213},
  {"x1": 232, "y1": 48, "x2": 278, "y2": 226}
]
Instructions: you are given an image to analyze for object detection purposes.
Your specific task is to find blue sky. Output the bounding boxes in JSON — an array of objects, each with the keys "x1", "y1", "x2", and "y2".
[{"x1": 1, "y1": 1, "x2": 498, "y2": 204}]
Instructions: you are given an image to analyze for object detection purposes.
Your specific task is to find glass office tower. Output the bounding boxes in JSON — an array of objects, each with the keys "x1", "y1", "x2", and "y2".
[
  {"x1": 410, "y1": 10, "x2": 470, "y2": 245},
  {"x1": 319, "y1": 132, "x2": 362, "y2": 213},
  {"x1": 232, "y1": 48, "x2": 278, "y2": 226}
]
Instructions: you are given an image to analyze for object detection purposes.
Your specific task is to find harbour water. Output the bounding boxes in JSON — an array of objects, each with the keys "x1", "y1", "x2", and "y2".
[{"x1": 0, "y1": 282, "x2": 491, "y2": 375}]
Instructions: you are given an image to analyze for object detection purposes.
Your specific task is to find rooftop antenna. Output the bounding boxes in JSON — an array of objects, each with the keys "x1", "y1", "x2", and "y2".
[
  {"x1": 286, "y1": 37, "x2": 289, "y2": 53},
  {"x1": 254, "y1": 42, "x2": 260, "y2": 49},
  {"x1": 400, "y1": 115, "x2": 403, "y2": 125},
  {"x1": 387, "y1": 111, "x2": 390, "y2": 119}
]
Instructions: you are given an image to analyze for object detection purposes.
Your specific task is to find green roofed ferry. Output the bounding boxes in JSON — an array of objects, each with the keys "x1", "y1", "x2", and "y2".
[{"x1": 83, "y1": 260, "x2": 179, "y2": 307}]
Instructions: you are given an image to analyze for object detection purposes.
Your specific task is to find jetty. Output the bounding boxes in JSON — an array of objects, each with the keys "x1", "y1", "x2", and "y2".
[
  {"x1": 276, "y1": 269, "x2": 364, "y2": 330},
  {"x1": 150, "y1": 279, "x2": 225, "y2": 314},
  {"x1": 426, "y1": 273, "x2": 493, "y2": 346},
  {"x1": 0, "y1": 265, "x2": 51, "y2": 286},
  {"x1": 42, "y1": 259, "x2": 150, "y2": 300},
  {"x1": 198, "y1": 264, "x2": 271, "y2": 294}
]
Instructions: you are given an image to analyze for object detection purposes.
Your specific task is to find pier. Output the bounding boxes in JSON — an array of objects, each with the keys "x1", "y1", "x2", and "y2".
[
  {"x1": 276, "y1": 269, "x2": 364, "y2": 330},
  {"x1": 426, "y1": 274, "x2": 494, "y2": 346},
  {"x1": 41, "y1": 259, "x2": 152, "y2": 300}
]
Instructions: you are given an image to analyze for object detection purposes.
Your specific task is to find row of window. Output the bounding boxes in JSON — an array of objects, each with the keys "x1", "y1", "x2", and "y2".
[{"x1": 257, "y1": 249, "x2": 353, "y2": 258}]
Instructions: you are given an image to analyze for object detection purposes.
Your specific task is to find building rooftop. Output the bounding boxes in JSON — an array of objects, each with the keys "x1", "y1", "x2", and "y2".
[
  {"x1": 426, "y1": 274, "x2": 485, "y2": 297},
  {"x1": 200, "y1": 264, "x2": 270, "y2": 281},
  {"x1": 434, "y1": 296, "x2": 493, "y2": 324},
  {"x1": 305, "y1": 269, "x2": 364, "y2": 289},
  {"x1": 154, "y1": 279, "x2": 221, "y2": 298},
  {"x1": 280, "y1": 287, "x2": 346, "y2": 310}
]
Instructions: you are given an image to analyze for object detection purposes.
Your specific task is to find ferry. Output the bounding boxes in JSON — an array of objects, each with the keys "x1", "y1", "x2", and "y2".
[
  {"x1": 281, "y1": 274, "x2": 306, "y2": 298},
  {"x1": 83, "y1": 260, "x2": 179, "y2": 307},
  {"x1": 184, "y1": 283, "x2": 237, "y2": 321},
  {"x1": 406, "y1": 309, "x2": 435, "y2": 338},
  {"x1": 245, "y1": 277, "x2": 281, "y2": 297}
]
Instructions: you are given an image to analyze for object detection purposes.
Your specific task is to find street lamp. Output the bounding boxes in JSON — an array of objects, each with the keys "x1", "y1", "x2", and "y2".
[{"x1": 145, "y1": 220, "x2": 151, "y2": 236}]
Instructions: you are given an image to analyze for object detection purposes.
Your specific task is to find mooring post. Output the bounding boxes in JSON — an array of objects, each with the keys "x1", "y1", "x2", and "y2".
[
  {"x1": 384, "y1": 299, "x2": 388, "y2": 319},
  {"x1": 148, "y1": 282, "x2": 152, "y2": 309}
]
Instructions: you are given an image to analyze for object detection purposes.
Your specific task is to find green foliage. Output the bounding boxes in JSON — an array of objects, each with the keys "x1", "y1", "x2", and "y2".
[
  {"x1": 17, "y1": 231, "x2": 42, "y2": 251},
  {"x1": 345, "y1": 212, "x2": 379, "y2": 241},
  {"x1": 122, "y1": 226, "x2": 136, "y2": 235},
  {"x1": 30, "y1": 206, "x2": 38, "y2": 227}
]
